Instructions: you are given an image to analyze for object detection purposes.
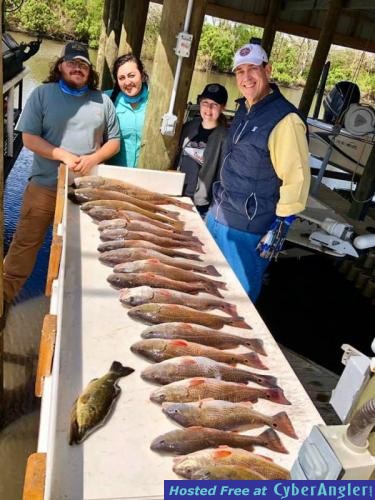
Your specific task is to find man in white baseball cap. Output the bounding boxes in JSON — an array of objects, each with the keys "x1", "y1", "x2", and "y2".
[
  {"x1": 232, "y1": 42, "x2": 269, "y2": 70},
  {"x1": 206, "y1": 39, "x2": 311, "y2": 302}
]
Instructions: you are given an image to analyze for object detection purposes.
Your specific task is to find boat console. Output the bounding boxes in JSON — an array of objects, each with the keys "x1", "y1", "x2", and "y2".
[{"x1": 2, "y1": 32, "x2": 41, "y2": 180}]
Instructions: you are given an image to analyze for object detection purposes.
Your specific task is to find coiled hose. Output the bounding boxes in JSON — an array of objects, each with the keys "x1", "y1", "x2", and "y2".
[{"x1": 347, "y1": 397, "x2": 375, "y2": 447}]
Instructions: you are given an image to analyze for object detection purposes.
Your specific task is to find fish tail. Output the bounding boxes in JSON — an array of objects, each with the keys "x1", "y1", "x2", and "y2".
[
  {"x1": 171, "y1": 199, "x2": 195, "y2": 211},
  {"x1": 166, "y1": 210, "x2": 180, "y2": 218},
  {"x1": 110, "y1": 361, "x2": 135, "y2": 377},
  {"x1": 69, "y1": 403, "x2": 79, "y2": 445},
  {"x1": 220, "y1": 302, "x2": 238, "y2": 317},
  {"x1": 241, "y1": 352, "x2": 268, "y2": 370},
  {"x1": 212, "y1": 280, "x2": 227, "y2": 290},
  {"x1": 272, "y1": 412, "x2": 298, "y2": 439},
  {"x1": 191, "y1": 244, "x2": 205, "y2": 253},
  {"x1": 186, "y1": 254, "x2": 203, "y2": 262},
  {"x1": 181, "y1": 230, "x2": 194, "y2": 237},
  {"x1": 245, "y1": 338, "x2": 267, "y2": 356},
  {"x1": 204, "y1": 283, "x2": 224, "y2": 298},
  {"x1": 204, "y1": 265, "x2": 221, "y2": 277},
  {"x1": 168, "y1": 220, "x2": 184, "y2": 231},
  {"x1": 267, "y1": 388, "x2": 292, "y2": 406},
  {"x1": 228, "y1": 317, "x2": 252, "y2": 330},
  {"x1": 257, "y1": 428, "x2": 289, "y2": 454}
]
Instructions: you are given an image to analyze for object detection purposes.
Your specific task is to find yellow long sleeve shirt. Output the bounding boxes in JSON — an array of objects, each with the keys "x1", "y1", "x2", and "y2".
[{"x1": 268, "y1": 112, "x2": 311, "y2": 217}]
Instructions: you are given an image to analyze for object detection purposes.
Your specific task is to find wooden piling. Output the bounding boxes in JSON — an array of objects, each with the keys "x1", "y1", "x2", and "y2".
[
  {"x1": 298, "y1": 0, "x2": 343, "y2": 117},
  {"x1": 138, "y1": 0, "x2": 208, "y2": 170},
  {"x1": 262, "y1": 0, "x2": 281, "y2": 57},
  {"x1": 97, "y1": 0, "x2": 151, "y2": 90}
]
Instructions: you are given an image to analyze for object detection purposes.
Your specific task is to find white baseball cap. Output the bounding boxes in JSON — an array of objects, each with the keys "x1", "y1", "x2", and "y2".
[{"x1": 232, "y1": 43, "x2": 268, "y2": 71}]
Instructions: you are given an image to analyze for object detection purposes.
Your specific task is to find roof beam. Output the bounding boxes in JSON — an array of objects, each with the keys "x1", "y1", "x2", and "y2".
[
  {"x1": 283, "y1": 0, "x2": 328, "y2": 12},
  {"x1": 152, "y1": 0, "x2": 375, "y2": 52}
]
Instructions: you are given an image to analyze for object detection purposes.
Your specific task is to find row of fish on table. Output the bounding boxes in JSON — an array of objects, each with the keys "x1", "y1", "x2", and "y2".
[{"x1": 68, "y1": 175, "x2": 297, "y2": 480}]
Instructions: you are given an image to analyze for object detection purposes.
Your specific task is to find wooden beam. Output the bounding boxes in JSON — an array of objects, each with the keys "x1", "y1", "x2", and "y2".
[
  {"x1": 35, "y1": 315, "x2": 57, "y2": 397},
  {"x1": 262, "y1": 0, "x2": 282, "y2": 57},
  {"x1": 119, "y1": 0, "x2": 150, "y2": 58},
  {"x1": 154, "y1": 0, "x2": 375, "y2": 52},
  {"x1": 283, "y1": 0, "x2": 329, "y2": 11},
  {"x1": 277, "y1": 18, "x2": 375, "y2": 52},
  {"x1": 138, "y1": 0, "x2": 208, "y2": 170},
  {"x1": 23, "y1": 453, "x2": 46, "y2": 500},
  {"x1": 96, "y1": 0, "x2": 112, "y2": 89},
  {"x1": 299, "y1": 0, "x2": 344, "y2": 118},
  {"x1": 348, "y1": 146, "x2": 375, "y2": 220}
]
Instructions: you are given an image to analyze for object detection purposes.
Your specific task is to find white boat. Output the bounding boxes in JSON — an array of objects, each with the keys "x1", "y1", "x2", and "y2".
[{"x1": 307, "y1": 112, "x2": 375, "y2": 179}]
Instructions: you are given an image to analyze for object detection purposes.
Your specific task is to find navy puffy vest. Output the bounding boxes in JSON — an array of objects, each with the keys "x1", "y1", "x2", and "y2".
[{"x1": 211, "y1": 84, "x2": 303, "y2": 234}]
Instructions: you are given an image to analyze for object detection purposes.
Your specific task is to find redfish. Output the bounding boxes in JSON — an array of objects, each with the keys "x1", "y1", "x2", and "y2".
[
  {"x1": 97, "y1": 240, "x2": 202, "y2": 261},
  {"x1": 72, "y1": 175, "x2": 194, "y2": 211},
  {"x1": 104, "y1": 250, "x2": 215, "y2": 275},
  {"x1": 114, "y1": 260, "x2": 224, "y2": 288},
  {"x1": 133, "y1": 338, "x2": 266, "y2": 369},
  {"x1": 150, "y1": 377, "x2": 291, "y2": 405},
  {"x1": 81, "y1": 200, "x2": 184, "y2": 230},
  {"x1": 128, "y1": 304, "x2": 250, "y2": 330},
  {"x1": 99, "y1": 234, "x2": 203, "y2": 253},
  {"x1": 151, "y1": 426, "x2": 288, "y2": 455},
  {"x1": 141, "y1": 355, "x2": 271, "y2": 384},
  {"x1": 69, "y1": 188, "x2": 180, "y2": 218},
  {"x1": 120, "y1": 287, "x2": 236, "y2": 315},
  {"x1": 107, "y1": 272, "x2": 223, "y2": 298},
  {"x1": 141, "y1": 322, "x2": 266, "y2": 355},
  {"x1": 173, "y1": 447, "x2": 291, "y2": 480},
  {"x1": 161, "y1": 399, "x2": 297, "y2": 438}
]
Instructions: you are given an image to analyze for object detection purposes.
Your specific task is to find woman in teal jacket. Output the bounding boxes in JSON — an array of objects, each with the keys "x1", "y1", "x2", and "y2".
[{"x1": 106, "y1": 54, "x2": 149, "y2": 167}]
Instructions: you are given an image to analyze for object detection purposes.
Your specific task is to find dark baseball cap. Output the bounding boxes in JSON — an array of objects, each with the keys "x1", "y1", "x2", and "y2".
[
  {"x1": 198, "y1": 84, "x2": 228, "y2": 105},
  {"x1": 61, "y1": 41, "x2": 91, "y2": 65}
]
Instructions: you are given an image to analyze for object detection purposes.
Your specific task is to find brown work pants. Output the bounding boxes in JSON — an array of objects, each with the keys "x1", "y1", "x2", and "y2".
[{"x1": 3, "y1": 182, "x2": 56, "y2": 302}]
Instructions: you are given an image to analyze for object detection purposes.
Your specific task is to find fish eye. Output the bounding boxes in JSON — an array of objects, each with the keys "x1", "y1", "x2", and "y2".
[{"x1": 173, "y1": 409, "x2": 179, "y2": 414}]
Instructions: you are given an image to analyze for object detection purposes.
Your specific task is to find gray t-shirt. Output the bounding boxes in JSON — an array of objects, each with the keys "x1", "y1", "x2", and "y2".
[{"x1": 16, "y1": 83, "x2": 120, "y2": 187}]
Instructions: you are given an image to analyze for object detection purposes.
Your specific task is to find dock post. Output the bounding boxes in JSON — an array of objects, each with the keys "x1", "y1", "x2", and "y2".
[
  {"x1": 97, "y1": 0, "x2": 151, "y2": 90},
  {"x1": 262, "y1": 0, "x2": 281, "y2": 57},
  {"x1": 298, "y1": 0, "x2": 343, "y2": 117},
  {"x1": 119, "y1": 0, "x2": 150, "y2": 58},
  {"x1": 138, "y1": 0, "x2": 208, "y2": 170}
]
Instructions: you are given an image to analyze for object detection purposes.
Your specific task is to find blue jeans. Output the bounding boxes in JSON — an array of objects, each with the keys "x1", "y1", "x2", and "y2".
[{"x1": 206, "y1": 212, "x2": 270, "y2": 303}]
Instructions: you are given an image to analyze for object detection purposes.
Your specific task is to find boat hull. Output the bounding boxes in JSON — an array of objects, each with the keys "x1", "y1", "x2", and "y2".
[{"x1": 307, "y1": 118, "x2": 374, "y2": 177}]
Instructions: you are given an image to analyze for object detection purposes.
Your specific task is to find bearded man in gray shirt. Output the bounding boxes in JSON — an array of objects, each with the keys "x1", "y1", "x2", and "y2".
[{"x1": 1, "y1": 42, "x2": 120, "y2": 326}]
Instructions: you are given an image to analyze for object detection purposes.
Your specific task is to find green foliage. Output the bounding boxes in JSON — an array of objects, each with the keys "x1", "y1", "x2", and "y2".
[
  {"x1": 7, "y1": 0, "x2": 102, "y2": 45},
  {"x1": 198, "y1": 22, "x2": 263, "y2": 72},
  {"x1": 9, "y1": 0, "x2": 59, "y2": 35}
]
